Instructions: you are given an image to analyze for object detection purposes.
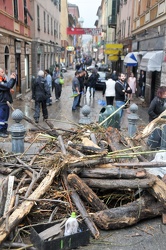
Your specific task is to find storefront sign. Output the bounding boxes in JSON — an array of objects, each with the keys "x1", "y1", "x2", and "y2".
[
  {"x1": 67, "y1": 27, "x2": 102, "y2": 36},
  {"x1": 66, "y1": 46, "x2": 74, "y2": 51},
  {"x1": 105, "y1": 44, "x2": 123, "y2": 49}
]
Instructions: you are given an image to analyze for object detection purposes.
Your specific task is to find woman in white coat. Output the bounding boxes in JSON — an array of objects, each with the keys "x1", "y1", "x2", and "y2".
[{"x1": 103, "y1": 75, "x2": 116, "y2": 106}]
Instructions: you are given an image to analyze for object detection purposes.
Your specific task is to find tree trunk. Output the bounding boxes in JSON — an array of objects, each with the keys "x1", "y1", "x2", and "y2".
[
  {"x1": 92, "y1": 193, "x2": 164, "y2": 230},
  {"x1": 67, "y1": 173, "x2": 108, "y2": 211},
  {"x1": 82, "y1": 178, "x2": 155, "y2": 190},
  {"x1": 80, "y1": 167, "x2": 147, "y2": 179}
]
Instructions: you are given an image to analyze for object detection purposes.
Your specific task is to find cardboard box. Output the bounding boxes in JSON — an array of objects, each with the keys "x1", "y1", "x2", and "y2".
[{"x1": 30, "y1": 221, "x2": 90, "y2": 250}]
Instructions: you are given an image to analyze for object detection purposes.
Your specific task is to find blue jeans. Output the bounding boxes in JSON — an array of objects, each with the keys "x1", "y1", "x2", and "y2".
[
  {"x1": 72, "y1": 92, "x2": 79, "y2": 110},
  {"x1": 0, "y1": 104, "x2": 9, "y2": 132},
  {"x1": 89, "y1": 87, "x2": 95, "y2": 97},
  {"x1": 115, "y1": 100, "x2": 125, "y2": 118}
]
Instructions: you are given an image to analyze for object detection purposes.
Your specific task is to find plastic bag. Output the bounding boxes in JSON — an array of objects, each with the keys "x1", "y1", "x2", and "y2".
[{"x1": 59, "y1": 78, "x2": 64, "y2": 84}]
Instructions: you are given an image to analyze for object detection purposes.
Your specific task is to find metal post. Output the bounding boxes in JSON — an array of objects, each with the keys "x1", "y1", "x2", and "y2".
[
  {"x1": 79, "y1": 105, "x2": 91, "y2": 124},
  {"x1": 9, "y1": 109, "x2": 26, "y2": 153},
  {"x1": 127, "y1": 103, "x2": 139, "y2": 137}
]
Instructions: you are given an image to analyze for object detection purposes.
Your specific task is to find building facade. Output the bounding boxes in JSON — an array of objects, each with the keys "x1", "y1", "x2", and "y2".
[
  {"x1": 30, "y1": 0, "x2": 61, "y2": 76},
  {"x1": 0, "y1": 0, "x2": 32, "y2": 98}
]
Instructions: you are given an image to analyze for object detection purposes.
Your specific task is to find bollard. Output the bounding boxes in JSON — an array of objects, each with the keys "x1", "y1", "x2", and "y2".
[
  {"x1": 127, "y1": 103, "x2": 139, "y2": 137},
  {"x1": 9, "y1": 109, "x2": 26, "y2": 153},
  {"x1": 160, "y1": 124, "x2": 166, "y2": 149},
  {"x1": 79, "y1": 105, "x2": 91, "y2": 124}
]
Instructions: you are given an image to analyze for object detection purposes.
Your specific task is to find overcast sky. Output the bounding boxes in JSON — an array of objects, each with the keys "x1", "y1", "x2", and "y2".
[{"x1": 68, "y1": 0, "x2": 101, "y2": 28}]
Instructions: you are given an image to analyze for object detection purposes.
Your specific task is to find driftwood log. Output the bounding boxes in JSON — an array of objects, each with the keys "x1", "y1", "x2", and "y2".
[
  {"x1": 67, "y1": 173, "x2": 108, "y2": 211},
  {"x1": 92, "y1": 193, "x2": 164, "y2": 230},
  {"x1": 82, "y1": 178, "x2": 155, "y2": 190},
  {"x1": 113, "y1": 162, "x2": 166, "y2": 168},
  {"x1": 79, "y1": 167, "x2": 147, "y2": 179}
]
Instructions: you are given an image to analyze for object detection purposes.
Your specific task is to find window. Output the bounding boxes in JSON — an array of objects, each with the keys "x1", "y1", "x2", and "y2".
[
  {"x1": 47, "y1": 14, "x2": 49, "y2": 34},
  {"x1": 37, "y1": 5, "x2": 40, "y2": 31},
  {"x1": 24, "y1": 0, "x2": 27, "y2": 24},
  {"x1": 59, "y1": 0, "x2": 61, "y2": 11},
  {"x1": 54, "y1": 20, "x2": 56, "y2": 36},
  {"x1": 51, "y1": 18, "x2": 53, "y2": 35},
  {"x1": 44, "y1": 11, "x2": 46, "y2": 32},
  {"x1": 13, "y1": 0, "x2": 18, "y2": 19},
  {"x1": 4, "y1": 46, "x2": 9, "y2": 74}
]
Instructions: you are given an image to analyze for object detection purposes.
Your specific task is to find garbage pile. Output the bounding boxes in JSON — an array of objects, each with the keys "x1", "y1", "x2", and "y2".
[{"x1": 0, "y1": 117, "x2": 166, "y2": 249}]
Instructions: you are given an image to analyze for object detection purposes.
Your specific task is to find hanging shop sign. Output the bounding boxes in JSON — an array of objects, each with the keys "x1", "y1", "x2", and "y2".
[
  {"x1": 67, "y1": 27, "x2": 102, "y2": 36},
  {"x1": 66, "y1": 46, "x2": 74, "y2": 51},
  {"x1": 104, "y1": 49, "x2": 120, "y2": 55},
  {"x1": 105, "y1": 43, "x2": 123, "y2": 49}
]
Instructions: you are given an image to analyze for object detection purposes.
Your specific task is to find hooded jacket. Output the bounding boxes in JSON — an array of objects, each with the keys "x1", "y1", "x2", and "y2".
[{"x1": 32, "y1": 76, "x2": 50, "y2": 101}]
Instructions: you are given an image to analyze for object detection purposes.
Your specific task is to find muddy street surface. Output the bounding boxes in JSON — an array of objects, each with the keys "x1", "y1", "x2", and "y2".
[{"x1": 1, "y1": 70, "x2": 165, "y2": 250}]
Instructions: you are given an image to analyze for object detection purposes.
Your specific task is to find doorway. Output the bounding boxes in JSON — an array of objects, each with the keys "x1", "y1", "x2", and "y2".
[{"x1": 15, "y1": 54, "x2": 21, "y2": 94}]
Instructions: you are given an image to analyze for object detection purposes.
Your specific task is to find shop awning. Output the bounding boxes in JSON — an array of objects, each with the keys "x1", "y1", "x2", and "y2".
[
  {"x1": 124, "y1": 52, "x2": 138, "y2": 66},
  {"x1": 140, "y1": 51, "x2": 163, "y2": 71}
]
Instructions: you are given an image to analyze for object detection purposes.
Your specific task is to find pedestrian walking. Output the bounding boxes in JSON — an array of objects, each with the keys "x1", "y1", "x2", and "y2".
[
  {"x1": 52, "y1": 66, "x2": 62, "y2": 101},
  {"x1": 72, "y1": 71, "x2": 80, "y2": 111},
  {"x1": 0, "y1": 68, "x2": 16, "y2": 138},
  {"x1": 115, "y1": 72, "x2": 132, "y2": 118},
  {"x1": 139, "y1": 70, "x2": 146, "y2": 98},
  {"x1": 76, "y1": 70, "x2": 85, "y2": 107},
  {"x1": 83, "y1": 70, "x2": 89, "y2": 94},
  {"x1": 45, "y1": 69, "x2": 52, "y2": 106},
  {"x1": 147, "y1": 86, "x2": 166, "y2": 149},
  {"x1": 32, "y1": 70, "x2": 50, "y2": 123},
  {"x1": 103, "y1": 75, "x2": 115, "y2": 106},
  {"x1": 127, "y1": 72, "x2": 137, "y2": 101},
  {"x1": 88, "y1": 68, "x2": 99, "y2": 97}
]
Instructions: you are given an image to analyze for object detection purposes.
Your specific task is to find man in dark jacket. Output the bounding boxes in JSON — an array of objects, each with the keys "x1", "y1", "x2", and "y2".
[
  {"x1": 0, "y1": 68, "x2": 16, "y2": 138},
  {"x1": 32, "y1": 70, "x2": 50, "y2": 123},
  {"x1": 115, "y1": 73, "x2": 132, "y2": 118},
  {"x1": 88, "y1": 69, "x2": 99, "y2": 97}
]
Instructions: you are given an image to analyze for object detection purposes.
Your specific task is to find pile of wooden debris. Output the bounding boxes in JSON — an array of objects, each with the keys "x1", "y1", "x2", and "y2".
[{"x1": 0, "y1": 115, "x2": 166, "y2": 249}]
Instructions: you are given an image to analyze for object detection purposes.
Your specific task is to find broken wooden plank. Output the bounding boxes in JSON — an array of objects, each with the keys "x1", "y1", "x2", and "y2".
[
  {"x1": 38, "y1": 221, "x2": 64, "y2": 241},
  {"x1": 0, "y1": 162, "x2": 63, "y2": 244},
  {"x1": 67, "y1": 173, "x2": 108, "y2": 211},
  {"x1": 3, "y1": 176, "x2": 15, "y2": 215},
  {"x1": 147, "y1": 173, "x2": 166, "y2": 207}
]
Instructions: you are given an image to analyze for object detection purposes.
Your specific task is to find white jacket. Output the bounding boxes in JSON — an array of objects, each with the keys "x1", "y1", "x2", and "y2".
[{"x1": 105, "y1": 79, "x2": 115, "y2": 97}]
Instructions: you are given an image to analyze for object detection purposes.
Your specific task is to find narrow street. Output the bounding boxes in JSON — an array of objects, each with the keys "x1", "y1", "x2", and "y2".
[{"x1": 6, "y1": 69, "x2": 149, "y2": 133}]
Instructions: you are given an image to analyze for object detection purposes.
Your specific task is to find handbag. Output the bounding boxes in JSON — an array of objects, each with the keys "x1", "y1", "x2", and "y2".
[{"x1": 59, "y1": 78, "x2": 64, "y2": 84}]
